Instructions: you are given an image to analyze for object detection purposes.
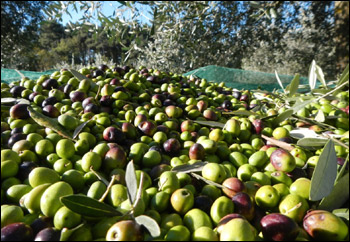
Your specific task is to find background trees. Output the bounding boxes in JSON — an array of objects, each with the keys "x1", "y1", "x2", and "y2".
[{"x1": 1, "y1": 1, "x2": 348, "y2": 79}]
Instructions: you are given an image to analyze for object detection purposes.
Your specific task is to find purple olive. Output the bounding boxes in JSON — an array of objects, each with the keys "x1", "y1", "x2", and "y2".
[{"x1": 260, "y1": 213, "x2": 299, "y2": 241}]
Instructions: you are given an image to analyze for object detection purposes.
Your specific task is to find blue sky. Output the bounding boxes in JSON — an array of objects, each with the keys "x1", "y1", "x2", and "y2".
[{"x1": 60, "y1": 1, "x2": 152, "y2": 26}]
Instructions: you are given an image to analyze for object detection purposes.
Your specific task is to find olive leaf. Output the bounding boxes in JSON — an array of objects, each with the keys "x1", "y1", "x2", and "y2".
[
  {"x1": 1, "y1": 97, "x2": 17, "y2": 105},
  {"x1": 315, "y1": 110, "x2": 325, "y2": 123},
  {"x1": 297, "y1": 138, "x2": 328, "y2": 147},
  {"x1": 135, "y1": 215, "x2": 161, "y2": 238},
  {"x1": 309, "y1": 139, "x2": 338, "y2": 201},
  {"x1": 1, "y1": 97, "x2": 30, "y2": 105},
  {"x1": 27, "y1": 106, "x2": 73, "y2": 140},
  {"x1": 332, "y1": 208, "x2": 349, "y2": 222},
  {"x1": 222, "y1": 110, "x2": 258, "y2": 117},
  {"x1": 317, "y1": 172, "x2": 349, "y2": 211},
  {"x1": 192, "y1": 120, "x2": 225, "y2": 128},
  {"x1": 315, "y1": 65, "x2": 327, "y2": 89},
  {"x1": 60, "y1": 223, "x2": 85, "y2": 241},
  {"x1": 73, "y1": 120, "x2": 91, "y2": 140},
  {"x1": 288, "y1": 73, "x2": 300, "y2": 97},
  {"x1": 69, "y1": 69, "x2": 92, "y2": 82},
  {"x1": 272, "y1": 109, "x2": 294, "y2": 126},
  {"x1": 171, "y1": 162, "x2": 208, "y2": 173},
  {"x1": 190, "y1": 172, "x2": 224, "y2": 189},
  {"x1": 291, "y1": 98, "x2": 316, "y2": 114},
  {"x1": 60, "y1": 194, "x2": 122, "y2": 217},
  {"x1": 125, "y1": 160, "x2": 138, "y2": 205},
  {"x1": 275, "y1": 70, "x2": 286, "y2": 93},
  {"x1": 290, "y1": 128, "x2": 322, "y2": 140},
  {"x1": 308, "y1": 60, "x2": 317, "y2": 90},
  {"x1": 336, "y1": 64, "x2": 349, "y2": 87}
]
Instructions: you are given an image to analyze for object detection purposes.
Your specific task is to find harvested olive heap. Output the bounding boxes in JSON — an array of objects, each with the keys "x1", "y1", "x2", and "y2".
[{"x1": 1, "y1": 65, "x2": 349, "y2": 241}]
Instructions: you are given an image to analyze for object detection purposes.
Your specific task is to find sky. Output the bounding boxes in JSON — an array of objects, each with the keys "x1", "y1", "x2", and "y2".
[{"x1": 60, "y1": 1, "x2": 153, "y2": 27}]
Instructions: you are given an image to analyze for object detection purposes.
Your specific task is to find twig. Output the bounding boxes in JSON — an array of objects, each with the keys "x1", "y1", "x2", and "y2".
[
  {"x1": 99, "y1": 175, "x2": 116, "y2": 202},
  {"x1": 261, "y1": 134, "x2": 294, "y2": 151}
]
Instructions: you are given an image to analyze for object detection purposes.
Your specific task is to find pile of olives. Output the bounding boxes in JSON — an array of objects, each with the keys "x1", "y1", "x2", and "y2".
[{"x1": 1, "y1": 64, "x2": 349, "y2": 241}]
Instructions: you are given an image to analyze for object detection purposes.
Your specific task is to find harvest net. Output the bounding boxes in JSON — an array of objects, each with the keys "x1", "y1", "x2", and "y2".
[
  {"x1": 1, "y1": 68, "x2": 58, "y2": 84},
  {"x1": 2, "y1": 66, "x2": 313, "y2": 92},
  {"x1": 184, "y1": 65, "x2": 311, "y2": 92}
]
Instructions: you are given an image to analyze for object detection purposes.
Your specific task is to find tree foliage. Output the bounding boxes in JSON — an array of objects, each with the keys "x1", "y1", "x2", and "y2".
[
  {"x1": 1, "y1": 1, "x2": 50, "y2": 69},
  {"x1": 1, "y1": 1, "x2": 348, "y2": 79}
]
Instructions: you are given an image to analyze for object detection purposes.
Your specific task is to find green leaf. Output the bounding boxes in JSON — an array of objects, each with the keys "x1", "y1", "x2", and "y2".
[
  {"x1": 291, "y1": 98, "x2": 316, "y2": 114},
  {"x1": 60, "y1": 194, "x2": 122, "y2": 217},
  {"x1": 171, "y1": 162, "x2": 208, "y2": 174},
  {"x1": 318, "y1": 173, "x2": 349, "y2": 211},
  {"x1": 60, "y1": 223, "x2": 85, "y2": 241},
  {"x1": 337, "y1": 64, "x2": 349, "y2": 87},
  {"x1": 69, "y1": 69, "x2": 92, "y2": 82},
  {"x1": 125, "y1": 160, "x2": 137, "y2": 205},
  {"x1": 288, "y1": 74, "x2": 300, "y2": 97},
  {"x1": 135, "y1": 215, "x2": 161, "y2": 238},
  {"x1": 73, "y1": 120, "x2": 91, "y2": 140},
  {"x1": 297, "y1": 138, "x2": 328, "y2": 147},
  {"x1": 308, "y1": 60, "x2": 317, "y2": 90},
  {"x1": 190, "y1": 172, "x2": 224, "y2": 189},
  {"x1": 332, "y1": 208, "x2": 349, "y2": 221},
  {"x1": 309, "y1": 140, "x2": 338, "y2": 201},
  {"x1": 272, "y1": 109, "x2": 294, "y2": 126},
  {"x1": 222, "y1": 110, "x2": 258, "y2": 117},
  {"x1": 27, "y1": 106, "x2": 73, "y2": 140},
  {"x1": 192, "y1": 120, "x2": 225, "y2": 129}
]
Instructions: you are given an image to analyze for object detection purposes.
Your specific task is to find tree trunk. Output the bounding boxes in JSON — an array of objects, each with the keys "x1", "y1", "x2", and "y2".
[{"x1": 334, "y1": 1, "x2": 349, "y2": 72}]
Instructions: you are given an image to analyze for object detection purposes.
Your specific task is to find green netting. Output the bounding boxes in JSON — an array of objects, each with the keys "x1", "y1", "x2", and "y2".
[
  {"x1": 1, "y1": 68, "x2": 58, "y2": 84},
  {"x1": 184, "y1": 65, "x2": 311, "y2": 92},
  {"x1": 2, "y1": 66, "x2": 315, "y2": 92}
]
